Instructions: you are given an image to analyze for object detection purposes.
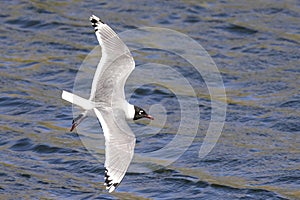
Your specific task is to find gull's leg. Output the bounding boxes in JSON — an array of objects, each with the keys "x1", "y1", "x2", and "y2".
[{"x1": 70, "y1": 111, "x2": 88, "y2": 132}]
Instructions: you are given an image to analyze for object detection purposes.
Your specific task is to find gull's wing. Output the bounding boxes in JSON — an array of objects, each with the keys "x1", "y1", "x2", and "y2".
[
  {"x1": 93, "y1": 107, "x2": 136, "y2": 193},
  {"x1": 89, "y1": 15, "x2": 135, "y2": 104}
]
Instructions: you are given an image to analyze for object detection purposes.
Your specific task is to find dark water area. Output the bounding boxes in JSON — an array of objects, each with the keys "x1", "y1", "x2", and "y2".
[{"x1": 1, "y1": 0, "x2": 299, "y2": 199}]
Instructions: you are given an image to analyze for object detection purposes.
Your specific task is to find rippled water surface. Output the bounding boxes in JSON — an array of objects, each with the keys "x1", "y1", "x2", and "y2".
[{"x1": 1, "y1": 0, "x2": 299, "y2": 199}]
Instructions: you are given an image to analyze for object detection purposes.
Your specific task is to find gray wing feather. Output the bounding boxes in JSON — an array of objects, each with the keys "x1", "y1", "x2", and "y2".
[
  {"x1": 89, "y1": 15, "x2": 136, "y2": 193},
  {"x1": 94, "y1": 108, "x2": 135, "y2": 192},
  {"x1": 89, "y1": 15, "x2": 135, "y2": 104}
]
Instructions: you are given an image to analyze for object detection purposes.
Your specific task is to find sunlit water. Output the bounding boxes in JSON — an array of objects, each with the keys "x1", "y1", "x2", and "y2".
[{"x1": 1, "y1": 0, "x2": 299, "y2": 199}]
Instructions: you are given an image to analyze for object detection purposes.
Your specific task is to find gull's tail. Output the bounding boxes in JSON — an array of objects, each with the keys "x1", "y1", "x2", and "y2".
[{"x1": 62, "y1": 90, "x2": 95, "y2": 110}]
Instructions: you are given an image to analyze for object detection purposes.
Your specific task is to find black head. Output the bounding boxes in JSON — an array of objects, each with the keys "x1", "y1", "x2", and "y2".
[{"x1": 133, "y1": 106, "x2": 154, "y2": 120}]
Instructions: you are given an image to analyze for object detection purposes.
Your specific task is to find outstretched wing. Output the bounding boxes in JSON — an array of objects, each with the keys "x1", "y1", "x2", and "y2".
[
  {"x1": 93, "y1": 107, "x2": 136, "y2": 193},
  {"x1": 89, "y1": 15, "x2": 135, "y2": 104}
]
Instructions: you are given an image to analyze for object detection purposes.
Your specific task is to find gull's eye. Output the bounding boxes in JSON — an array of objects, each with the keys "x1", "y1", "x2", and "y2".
[{"x1": 139, "y1": 110, "x2": 144, "y2": 115}]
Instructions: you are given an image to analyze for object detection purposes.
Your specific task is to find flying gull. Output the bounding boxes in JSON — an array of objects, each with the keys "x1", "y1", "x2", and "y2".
[{"x1": 61, "y1": 15, "x2": 154, "y2": 193}]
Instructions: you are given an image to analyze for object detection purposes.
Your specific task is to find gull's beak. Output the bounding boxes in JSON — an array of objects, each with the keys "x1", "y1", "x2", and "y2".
[{"x1": 145, "y1": 114, "x2": 154, "y2": 120}]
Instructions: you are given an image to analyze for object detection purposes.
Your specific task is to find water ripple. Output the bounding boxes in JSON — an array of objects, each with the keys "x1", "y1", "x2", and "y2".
[{"x1": 1, "y1": 0, "x2": 299, "y2": 199}]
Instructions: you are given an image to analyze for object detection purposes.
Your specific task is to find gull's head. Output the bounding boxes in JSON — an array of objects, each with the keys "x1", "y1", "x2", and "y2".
[{"x1": 133, "y1": 106, "x2": 154, "y2": 120}]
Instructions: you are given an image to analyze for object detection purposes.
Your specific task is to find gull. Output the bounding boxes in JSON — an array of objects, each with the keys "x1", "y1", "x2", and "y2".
[{"x1": 61, "y1": 15, "x2": 154, "y2": 193}]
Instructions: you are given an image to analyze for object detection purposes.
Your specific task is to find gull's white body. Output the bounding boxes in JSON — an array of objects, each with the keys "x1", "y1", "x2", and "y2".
[{"x1": 61, "y1": 15, "x2": 136, "y2": 192}]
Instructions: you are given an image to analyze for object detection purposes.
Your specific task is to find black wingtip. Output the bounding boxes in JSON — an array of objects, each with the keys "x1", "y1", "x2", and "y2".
[
  {"x1": 104, "y1": 168, "x2": 120, "y2": 192},
  {"x1": 90, "y1": 18, "x2": 98, "y2": 24},
  {"x1": 104, "y1": 168, "x2": 111, "y2": 186},
  {"x1": 90, "y1": 15, "x2": 105, "y2": 24}
]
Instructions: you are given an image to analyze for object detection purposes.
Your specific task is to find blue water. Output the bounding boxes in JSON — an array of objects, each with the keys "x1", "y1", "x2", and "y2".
[{"x1": 1, "y1": 0, "x2": 299, "y2": 199}]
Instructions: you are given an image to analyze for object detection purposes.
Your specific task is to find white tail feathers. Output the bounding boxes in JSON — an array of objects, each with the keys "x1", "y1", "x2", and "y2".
[{"x1": 62, "y1": 90, "x2": 95, "y2": 110}]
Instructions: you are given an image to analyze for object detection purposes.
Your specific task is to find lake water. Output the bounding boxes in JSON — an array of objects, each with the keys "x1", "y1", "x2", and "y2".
[{"x1": 1, "y1": 0, "x2": 299, "y2": 199}]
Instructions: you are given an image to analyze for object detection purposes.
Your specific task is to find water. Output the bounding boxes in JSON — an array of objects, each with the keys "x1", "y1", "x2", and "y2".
[{"x1": 1, "y1": 0, "x2": 299, "y2": 199}]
